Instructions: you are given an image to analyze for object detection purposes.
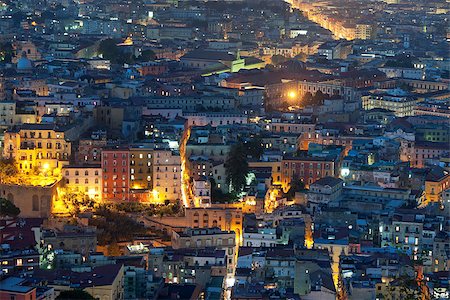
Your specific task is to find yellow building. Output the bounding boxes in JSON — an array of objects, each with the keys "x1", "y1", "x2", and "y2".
[
  {"x1": 424, "y1": 170, "x2": 450, "y2": 204},
  {"x1": 3, "y1": 124, "x2": 71, "y2": 173},
  {"x1": 152, "y1": 149, "x2": 182, "y2": 203},
  {"x1": 129, "y1": 146, "x2": 153, "y2": 190},
  {"x1": 172, "y1": 227, "x2": 237, "y2": 280},
  {"x1": 51, "y1": 265, "x2": 124, "y2": 300}
]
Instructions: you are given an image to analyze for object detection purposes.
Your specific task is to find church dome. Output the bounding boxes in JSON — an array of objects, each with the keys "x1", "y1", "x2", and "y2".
[{"x1": 17, "y1": 52, "x2": 33, "y2": 71}]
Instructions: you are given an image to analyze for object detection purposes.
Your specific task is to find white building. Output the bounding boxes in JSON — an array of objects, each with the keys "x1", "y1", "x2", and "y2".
[
  {"x1": 243, "y1": 228, "x2": 279, "y2": 247},
  {"x1": 307, "y1": 177, "x2": 344, "y2": 214},
  {"x1": 152, "y1": 150, "x2": 182, "y2": 202},
  {"x1": 362, "y1": 89, "x2": 419, "y2": 117},
  {"x1": 184, "y1": 112, "x2": 248, "y2": 127},
  {"x1": 193, "y1": 178, "x2": 211, "y2": 207},
  {"x1": 63, "y1": 165, "x2": 102, "y2": 201}
]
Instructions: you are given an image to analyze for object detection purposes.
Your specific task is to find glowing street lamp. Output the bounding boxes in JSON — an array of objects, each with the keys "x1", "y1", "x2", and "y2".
[{"x1": 288, "y1": 91, "x2": 297, "y2": 99}]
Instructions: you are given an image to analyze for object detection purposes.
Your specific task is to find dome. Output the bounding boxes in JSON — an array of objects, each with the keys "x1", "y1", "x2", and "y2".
[{"x1": 17, "y1": 52, "x2": 33, "y2": 71}]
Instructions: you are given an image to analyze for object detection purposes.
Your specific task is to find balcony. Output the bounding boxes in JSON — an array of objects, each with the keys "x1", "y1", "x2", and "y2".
[{"x1": 20, "y1": 143, "x2": 35, "y2": 150}]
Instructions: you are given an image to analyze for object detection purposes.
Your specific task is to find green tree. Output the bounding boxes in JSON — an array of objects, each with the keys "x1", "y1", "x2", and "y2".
[
  {"x1": 209, "y1": 178, "x2": 239, "y2": 203},
  {"x1": 98, "y1": 39, "x2": 119, "y2": 60},
  {"x1": 137, "y1": 49, "x2": 156, "y2": 62},
  {"x1": 245, "y1": 137, "x2": 264, "y2": 159},
  {"x1": 0, "y1": 198, "x2": 20, "y2": 217},
  {"x1": 56, "y1": 290, "x2": 95, "y2": 299},
  {"x1": 311, "y1": 90, "x2": 326, "y2": 106},
  {"x1": 284, "y1": 177, "x2": 306, "y2": 200},
  {"x1": 0, "y1": 159, "x2": 18, "y2": 183},
  {"x1": 225, "y1": 143, "x2": 249, "y2": 192},
  {"x1": 301, "y1": 92, "x2": 313, "y2": 106},
  {"x1": 98, "y1": 39, "x2": 134, "y2": 65},
  {"x1": 271, "y1": 55, "x2": 288, "y2": 66},
  {"x1": 0, "y1": 43, "x2": 14, "y2": 63},
  {"x1": 384, "y1": 54, "x2": 414, "y2": 68}
]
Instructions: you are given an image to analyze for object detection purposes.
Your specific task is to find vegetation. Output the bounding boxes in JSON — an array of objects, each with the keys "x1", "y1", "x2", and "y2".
[
  {"x1": 0, "y1": 159, "x2": 18, "y2": 183},
  {"x1": 108, "y1": 201, "x2": 181, "y2": 216},
  {"x1": 386, "y1": 276, "x2": 422, "y2": 300},
  {"x1": 137, "y1": 49, "x2": 156, "y2": 62},
  {"x1": 98, "y1": 39, "x2": 134, "y2": 65},
  {"x1": 98, "y1": 39, "x2": 155, "y2": 64},
  {"x1": 244, "y1": 137, "x2": 264, "y2": 159},
  {"x1": 89, "y1": 208, "x2": 148, "y2": 245},
  {"x1": 271, "y1": 55, "x2": 289, "y2": 66},
  {"x1": 302, "y1": 90, "x2": 327, "y2": 106},
  {"x1": 0, "y1": 42, "x2": 14, "y2": 63},
  {"x1": 0, "y1": 159, "x2": 58, "y2": 187},
  {"x1": 0, "y1": 198, "x2": 20, "y2": 217},
  {"x1": 56, "y1": 290, "x2": 95, "y2": 300},
  {"x1": 225, "y1": 142, "x2": 250, "y2": 192},
  {"x1": 57, "y1": 187, "x2": 96, "y2": 216},
  {"x1": 283, "y1": 177, "x2": 307, "y2": 200},
  {"x1": 210, "y1": 178, "x2": 239, "y2": 203},
  {"x1": 384, "y1": 54, "x2": 414, "y2": 68}
]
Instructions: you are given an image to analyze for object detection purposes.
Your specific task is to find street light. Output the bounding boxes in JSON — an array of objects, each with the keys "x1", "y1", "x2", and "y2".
[{"x1": 288, "y1": 91, "x2": 297, "y2": 99}]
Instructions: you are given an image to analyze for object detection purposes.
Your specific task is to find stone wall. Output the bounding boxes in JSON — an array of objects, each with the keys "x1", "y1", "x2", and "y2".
[{"x1": 0, "y1": 181, "x2": 60, "y2": 218}]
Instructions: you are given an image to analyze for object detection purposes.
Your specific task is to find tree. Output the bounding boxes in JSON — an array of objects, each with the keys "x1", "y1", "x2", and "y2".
[
  {"x1": 137, "y1": 49, "x2": 156, "y2": 62},
  {"x1": 245, "y1": 137, "x2": 264, "y2": 159},
  {"x1": 98, "y1": 39, "x2": 119, "y2": 60},
  {"x1": 225, "y1": 143, "x2": 249, "y2": 192},
  {"x1": 284, "y1": 177, "x2": 306, "y2": 200},
  {"x1": 312, "y1": 90, "x2": 327, "y2": 106},
  {"x1": 107, "y1": 243, "x2": 121, "y2": 256},
  {"x1": 56, "y1": 290, "x2": 95, "y2": 299},
  {"x1": 301, "y1": 92, "x2": 313, "y2": 106},
  {"x1": 98, "y1": 39, "x2": 134, "y2": 65},
  {"x1": 209, "y1": 178, "x2": 239, "y2": 203},
  {"x1": 271, "y1": 55, "x2": 288, "y2": 66},
  {"x1": 384, "y1": 54, "x2": 414, "y2": 68},
  {"x1": 0, "y1": 43, "x2": 14, "y2": 63},
  {"x1": 0, "y1": 198, "x2": 20, "y2": 217},
  {"x1": 0, "y1": 159, "x2": 18, "y2": 183}
]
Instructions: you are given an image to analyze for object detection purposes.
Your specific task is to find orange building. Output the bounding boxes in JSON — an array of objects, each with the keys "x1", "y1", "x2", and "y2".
[{"x1": 424, "y1": 168, "x2": 450, "y2": 204}]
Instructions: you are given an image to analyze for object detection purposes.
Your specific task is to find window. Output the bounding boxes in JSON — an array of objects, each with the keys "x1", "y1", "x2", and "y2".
[{"x1": 32, "y1": 196, "x2": 39, "y2": 211}]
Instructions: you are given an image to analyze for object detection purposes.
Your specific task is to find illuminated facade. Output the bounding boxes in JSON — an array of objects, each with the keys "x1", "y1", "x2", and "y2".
[
  {"x1": 424, "y1": 172, "x2": 450, "y2": 204},
  {"x1": 152, "y1": 149, "x2": 182, "y2": 203},
  {"x1": 101, "y1": 148, "x2": 131, "y2": 202},
  {"x1": 362, "y1": 93, "x2": 419, "y2": 117},
  {"x1": 3, "y1": 124, "x2": 71, "y2": 172},
  {"x1": 63, "y1": 165, "x2": 102, "y2": 202},
  {"x1": 129, "y1": 146, "x2": 153, "y2": 190},
  {"x1": 281, "y1": 156, "x2": 337, "y2": 189}
]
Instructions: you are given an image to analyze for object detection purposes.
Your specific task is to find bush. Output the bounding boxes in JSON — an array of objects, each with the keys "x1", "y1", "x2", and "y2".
[{"x1": 0, "y1": 198, "x2": 20, "y2": 217}]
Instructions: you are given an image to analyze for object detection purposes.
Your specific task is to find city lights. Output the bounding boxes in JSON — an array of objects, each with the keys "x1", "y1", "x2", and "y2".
[{"x1": 0, "y1": 0, "x2": 445, "y2": 299}]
